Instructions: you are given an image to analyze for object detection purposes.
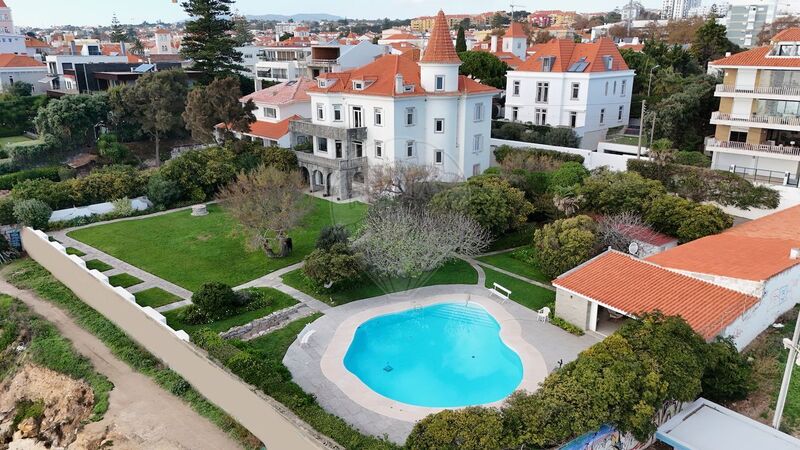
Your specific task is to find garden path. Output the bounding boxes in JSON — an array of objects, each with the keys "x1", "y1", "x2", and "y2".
[
  {"x1": 474, "y1": 260, "x2": 555, "y2": 291},
  {"x1": 234, "y1": 262, "x2": 333, "y2": 312}
]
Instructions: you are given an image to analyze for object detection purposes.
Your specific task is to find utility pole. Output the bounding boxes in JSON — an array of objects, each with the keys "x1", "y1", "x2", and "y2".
[
  {"x1": 774, "y1": 311, "x2": 800, "y2": 429},
  {"x1": 637, "y1": 99, "x2": 646, "y2": 159}
]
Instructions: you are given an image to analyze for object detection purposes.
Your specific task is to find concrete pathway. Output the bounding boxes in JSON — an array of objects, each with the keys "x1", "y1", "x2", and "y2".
[
  {"x1": 234, "y1": 262, "x2": 333, "y2": 313},
  {"x1": 464, "y1": 257, "x2": 486, "y2": 286},
  {"x1": 475, "y1": 261, "x2": 556, "y2": 292},
  {"x1": 0, "y1": 280, "x2": 241, "y2": 450}
]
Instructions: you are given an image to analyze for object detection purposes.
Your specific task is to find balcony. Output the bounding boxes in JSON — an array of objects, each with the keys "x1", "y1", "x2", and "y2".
[
  {"x1": 715, "y1": 84, "x2": 800, "y2": 100},
  {"x1": 307, "y1": 58, "x2": 337, "y2": 68},
  {"x1": 289, "y1": 118, "x2": 367, "y2": 142},
  {"x1": 710, "y1": 112, "x2": 800, "y2": 132},
  {"x1": 706, "y1": 138, "x2": 800, "y2": 159},
  {"x1": 294, "y1": 151, "x2": 366, "y2": 171}
]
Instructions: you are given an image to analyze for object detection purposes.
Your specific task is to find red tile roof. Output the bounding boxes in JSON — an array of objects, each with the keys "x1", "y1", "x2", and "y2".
[
  {"x1": 772, "y1": 28, "x2": 800, "y2": 42},
  {"x1": 648, "y1": 205, "x2": 800, "y2": 281},
  {"x1": 0, "y1": 1, "x2": 7, "y2": 7},
  {"x1": 155, "y1": 28, "x2": 171, "y2": 35},
  {"x1": 383, "y1": 33, "x2": 420, "y2": 40},
  {"x1": 25, "y1": 37, "x2": 49, "y2": 48},
  {"x1": 241, "y1": 77, "x2": 314, "y2": 105},
  {"x1": 245, "y1": 115, "x2": 299, "y2": 140},
  {"x1": 475, "y1": 48, "x2": 524, "y2": 69},
  {"x1": 518, "y1": 38, "x2": 629, "y2": 72},
  {"x1": 0, "y1": 54, "x2": 45, "y2": 68},
  {"x1": 310, "y1": 54, "x2": 498, "y2": 97},
  {"x1": 554, "y1": 251, "x2": 759, "y2": 339},
  {"x1": 421, "y1": 10, "x2": 461, "y2": 64},
  {"x1": 506, "y1": 22, "x2": 527, "y2": 38},
  {"x1": 711, "y1": 46, "x2": 800, "y2": 68}
]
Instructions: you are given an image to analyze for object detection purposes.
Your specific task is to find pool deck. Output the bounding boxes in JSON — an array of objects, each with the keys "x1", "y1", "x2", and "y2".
[{"x1": 283, "y1": 284, "x2": 600, "y2": 444}]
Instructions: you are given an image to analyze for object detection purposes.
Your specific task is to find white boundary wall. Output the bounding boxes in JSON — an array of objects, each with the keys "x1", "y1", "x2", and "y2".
[
  {"x1": 490, "y1": 138, "x2": 639, "y2": 171},
  {"x1": 20, "y1": 227, "x2": 327, "y2": 450}
]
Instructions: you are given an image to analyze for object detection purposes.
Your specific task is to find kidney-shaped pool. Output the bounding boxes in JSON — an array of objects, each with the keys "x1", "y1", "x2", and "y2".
[{"x1": 343, "y1": 302, "x2": 523, "y2": 408}]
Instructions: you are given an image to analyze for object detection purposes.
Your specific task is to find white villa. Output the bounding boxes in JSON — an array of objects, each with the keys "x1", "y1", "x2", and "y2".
[
  {"x1": 504, "y1": 38, "x2": 635, "y2": 149},
  {"x1": 287, "y1": 10, "x2": 499, "y2": 200}
]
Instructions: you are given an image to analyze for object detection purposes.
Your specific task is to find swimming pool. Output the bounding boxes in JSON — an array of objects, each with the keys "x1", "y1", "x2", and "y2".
[{"x1": 343, "y1": 302, "x2": 524, "y2": 407}]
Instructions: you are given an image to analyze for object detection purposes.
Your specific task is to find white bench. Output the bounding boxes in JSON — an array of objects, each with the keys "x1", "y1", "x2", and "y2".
[
  {"x1": 300, "y1": 329, "x2": 316, "y2": 347},
  {"x1": 488, "y1": 283, "x2": 511, "y2": 304}
]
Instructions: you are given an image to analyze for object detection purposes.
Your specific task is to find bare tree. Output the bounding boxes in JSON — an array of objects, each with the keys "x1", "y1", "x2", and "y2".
[
  {"x1": 353, "y1": 205, "x2": 490, "y2": 279},
  {"x1": 365, "y1": 162, "x2": 445, "y2": 205},
  {"x1": 597, "y1": 212, "x2": 660, "y2": 253},
  {"x1": 217, "y1": 165, "x2": 310, "y2": 257}
]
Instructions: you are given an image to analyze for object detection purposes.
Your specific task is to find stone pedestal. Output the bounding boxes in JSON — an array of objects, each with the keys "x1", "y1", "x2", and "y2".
[{"x1": 191, "y1": 204, "x2": 208, "y2": 216}]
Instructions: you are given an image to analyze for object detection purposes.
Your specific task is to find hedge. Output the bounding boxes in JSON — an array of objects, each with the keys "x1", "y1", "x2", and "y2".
[
  {"x1": 493, "y1": 145, "x2": 585, "y2": 165},
  {"x1": 0, "y1": 166, "x2": 61, "y2": 190}
]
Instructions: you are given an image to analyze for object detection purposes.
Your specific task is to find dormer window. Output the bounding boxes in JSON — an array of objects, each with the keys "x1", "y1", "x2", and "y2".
[
  {"x1": 403, "y1": 85, "x2": 415, "y2": 93},
  {"x1": 352, "y1": 80, "x2": 364, "y2": 90},
  {"x1": 541, "y1": 56, "x2": 555, "y2": 72},
  {"x1": 604, "y1": 55, "x2": 614, "y2": 70},
  {"x1": 435, "y1": 75, "x2": 445, "y2": 91},
  {"x1": 317, "y1": 78, "x2": 327, "y2": 88}
]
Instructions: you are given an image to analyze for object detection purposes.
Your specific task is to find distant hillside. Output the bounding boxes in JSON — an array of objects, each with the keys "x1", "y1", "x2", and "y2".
[{"x1": 245, "y1": 13, "x2": 343, "y2": 22}]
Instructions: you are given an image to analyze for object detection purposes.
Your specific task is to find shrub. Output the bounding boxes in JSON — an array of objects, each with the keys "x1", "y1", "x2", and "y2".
[
  {"x1": 315, "y1": 225, "x2": 350, "y2": 250},
  {"x1": 257, "y1": 146, "x2": 298, "y2": 173},
  {"x1": 159, "y1": 146, "x2": 237, "y2": 202},
  {"x1": 10, "y1": 178, "x2": 71, "y2": 209},
  {"x1": 111, "y1": 197, "x2": 134, "y2": 217},
  {"x1": 0, "y1": 197, "x2": 15, "y2": 225},
  {"x1": 578, "y1": 170, "x2": 667, "y2": 216},
  {"x1": 701, "y1": 337, "x2": 753, "y2": 402},
  {"x1": 302, "y1": 243, "x2": 362, "y2": 289},
  {"x1": 406, "y1": 407, "x2": 505, "y2": 450},
  {"x1": 493, "y1": 145, "x2": 584, "y2": 165},
  {"x1": 548, "y1": 162, "x2": 589, "y2": 191},
  {"x1": 542, "y1": 127, "x2": 581, "y2": 148},
  {"x1": 674, "y1": 150, "x2": 711, "y2": 167},
  {"x1": 68, "y1": 165, "x2": 148, "y2": 206},
  {"x1": 0, "y1": 166, "x2": 61, "y2": 190},
  {"x1": 96, "y1": 133, "x2": 131, "y2": 164},
  {"x1": 12, "y1": 198, "x2": 51, "y2": 229},
  {"x1": 430, "y1": 176, "x2": 534, "y2": 235},
  {"x1": 533, "y1": 215, "x2": 599, "y2": 279},
  {"x1": 675, "y1": 204, "x2": 733, "y2": 242},
  {"x1": 186, "y1": 282, "x2": 240, "y2": 323},
  {"x1": 147, "y1": 173, "x2": 182, "y2": 208}
]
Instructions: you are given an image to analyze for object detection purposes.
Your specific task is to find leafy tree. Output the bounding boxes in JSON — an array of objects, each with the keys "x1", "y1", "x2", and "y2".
[
  {"x1": 12, "y1": 199, "x2": 51, "y2": 229},
  {"x1": 548, "y1": 162, "x2": 589, "y2": 191},
  {"x1": 644, "y1": 194, "x2": 691, "y2": 236},
  {"x1": 182, "y1": 282, "x2": 245, "y2": 323},
  {"x1": 430, "y1": 176, "x2": 534, "y2": 235},
  {"x1": 183, "y1": 77, "x2": 255, "y2": 143},
  {"x1": 542, "y1": 127, "x2": 581, "y2": 148},
  {"x1": 119, "y1": 70, "x2": 188, "y2": 166},
  {"x1": 455, "y1": 26, "x2": 467, "y2": 53},
  {"x1": 578, "y1": 170, "x2": 667, "y2": 216},
  {"x1": 231, "y1": 15, "x2": 252, "y2": 46},
  {"x1": 457, "y1": 51, "x2": 509, "y2": 89},
  {"x1": 701, "y1": 337, "x2": 753, "y2": 402},
  {"x1": 6, "y1": 82, "x2": 33, "y2": 97},
  {"x1": 533, "y1": 214, "x2": 599, "y2": 279},
  {"x1": 159, "y1": 146, "x2": 237, "y2": 201},
  {"x1": 302, "y1": 243, "x2": 362, "y2": 289},
  {"x1": 34, "y1": 94, "x2": 108, "y2": 149},
  {"x1": 407, "y1": 407, "x2": 504, "y2": 450},
  {"x1": 106, "y1": 85, "x2": 143, "y2": 141},
  {"x1": 96, "y1": 133, "x2": 130, "y2": 164},
  {"x1": 109, "y1": 14, "x2": 127, "y2": 43},
  {"x1": 692, "y1": 18, "x2": 735, "y2": 68},
  {"x1": 180, "y1": 0, "x2": 245, "y2": 83},
  {"x1": 147, "y1": 172, "x2": 182, "y2": 208},
  {"x1": 0, "y1": 94, "x2": 46, "y2": 136},
  {"x1": 490, "y1": 13, "x2": 509, "y2": 29},
  {"x1": 279, "y1": 32, "x2": 293, "y2": 42},
  {"x1": 217, "y1": 165, "x2": 309, "y2": 257},
  {"x1": 675, "y1": 203, "x2": 732, "y2": 242},
  {"x1": 316, "y1": 225, "x2": 349, "y2": 251},
  {"x1": 257, "y1": 146, "x2": 298, "y2": 173}
]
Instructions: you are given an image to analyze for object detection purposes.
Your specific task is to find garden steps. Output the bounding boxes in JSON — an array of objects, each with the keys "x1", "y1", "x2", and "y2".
[{"x1": 155, "y1": 299, "x2": 192, "y2": 313}]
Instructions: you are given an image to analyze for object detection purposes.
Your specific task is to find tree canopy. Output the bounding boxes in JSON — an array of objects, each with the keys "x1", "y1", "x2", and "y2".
[
  {"x1": 34, "y1": 93, "x2": 108, "y2": 149},
  {"x1": 180, "y1": 0, "x2": 245, "y2": 83},
  {"x1": 691, "y1": 18, "x2": 736, "y2": 69},
  {"x1": 458, "y1": 51, "x2": 509, "y2": 90},
  {"x1": 182, "y1": 76, "x2": 255, "y2": 143}
]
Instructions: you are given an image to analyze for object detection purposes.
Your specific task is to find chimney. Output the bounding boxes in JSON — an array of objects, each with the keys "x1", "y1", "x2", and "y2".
[
  {"x1": 490, "y1": 35, "x2": 498, "y2": 53},
  {"x1": 120, "y1": 41, "x2": 127, "y2": 56},
  {"x1": 395, "y1": 73, "x2": 404, "y2": 94},
  {"x1": 791, "y1": 248, "x2": 800, "y2": 260},
  {"x1": 69, "y1": 40, "x2": 77, "y2": 56}
]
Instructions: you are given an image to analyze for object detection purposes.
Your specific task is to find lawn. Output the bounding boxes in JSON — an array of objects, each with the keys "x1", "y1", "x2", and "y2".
[
  {"x1": 134, "y1": 288, "x2": 182, "y2": 309},
  {"x1": 606, "y1": 134, "x2": 643, "y2": 146},
  {"x1": 477, "y1": 250, "x2": 550, "y2": 284},
  {"x1": 84, "y1": 259, "x2": 113, "y2": 272},
  {"x1": 483, "y1": 266, "x2": 555, "y2": 311},
  {"x1": 281, "y1": 258, "x2": 478, "y2": 305},
  {"x1": 246, "y1": 314, "x2": 320, "y2": 362},
  {"x1": 163, "y1": 287, "x2": 298, "y2": 334},
  {"x1": 488, "y1": 223, "x2": 537, "y2": 252},
  {"x1": 68, "y1": 198, "x2": 368, "y2": 292},
  {"x1": 108, "y1": 273, "x2": 143, "y2": 288},
  {"x1": 0, "y1": 135, "x2": 32, "y2": 146}
]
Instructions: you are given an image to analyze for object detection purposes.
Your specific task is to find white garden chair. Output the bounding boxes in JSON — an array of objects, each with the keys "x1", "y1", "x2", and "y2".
[{"x1": 537, "y1": 306, "x2": 551, "y2": 323}]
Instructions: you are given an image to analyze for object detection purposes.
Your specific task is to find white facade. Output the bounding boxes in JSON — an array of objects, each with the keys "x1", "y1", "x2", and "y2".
[
  {"x1": 662, "y1": 0, "x2": 702, "y2": 19},
  {"x1": 0, "y1": 1, "x2": 12, "y2": 33},
  {"x1": 154, "y1": 31, "x2": 176, "y2": 55},
  {"x1": 0, "y1": 32, "x2": 23, "y2": 53},
  {"x1": 0, "y1": 64, "x2": 47, "y2": 94},
  {"x1": 504, "y1": 70, "x2": 635, "y2": 149}
]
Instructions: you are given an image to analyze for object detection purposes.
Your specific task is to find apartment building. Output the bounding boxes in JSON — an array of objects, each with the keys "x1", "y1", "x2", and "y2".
[
  {"x1": 410, "y1": 14, "x2": 472, "y2": 32},
  {"x1": 661, "y1": 0, "x2": 702, "y2": 19},
  {"x1": 0, "y1": 54, "x2": 47, "y2": 94},
  {"x1": 287, "y1": 10, "x2": 498, "y2": 200},
  {"x1": 706, "y1": 28, "x2": 800, "y2": 186},
  {"x1": 725, "y1": 0, "x2": 779, "y2": 48},
  {"x1": 504, "y1": 38, "x2": 635, "y2": 149}
]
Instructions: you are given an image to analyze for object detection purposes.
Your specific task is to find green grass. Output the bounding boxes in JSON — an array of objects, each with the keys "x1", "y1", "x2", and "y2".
[
  {"x1": 65, "y1": 247, "x2": 86, "y2": 257},
  {"x1": 68, "y1": 198, "x2": 368, "y2": 292},
  {"x1": 1, "y1": 260, "x2": 259, "y2": 448},
  {"x1": 488, "y1": 223, "x2": 537, "y2": 252},
  {"x1": 477, "y1": 250, "x2": 550, "y2": 284},
  {"x1": 194, "y1": 315, "x2": 399, "y2": 450},
  {"x1": 164, "y1": 287, "x2": 298, "y2": 334},
  {"x1": 107, "y1": 273, "x2": 143, "y2": 288},
  {"x1": 134, "y1": 288, "x2": 181, "y2": 309},
  {"x1": 84, "y1": 259, "x2": 113, "y2": 272},
  {"x1": 0, "y1": 135, "x2": 32, "y2": 146},
  {"x1": 606, "y1": 134, "x2": 642, "y2": 146},
  {"x1": 282, "y1": 258, "x2": 479, "y2": 305},
  {"x1": 483, "y1": 266, "x2": 555, "y2": 311}
]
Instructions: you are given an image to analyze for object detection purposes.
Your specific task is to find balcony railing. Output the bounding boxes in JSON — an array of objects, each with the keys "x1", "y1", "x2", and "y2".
[
  {"x1": 307, "y1": 58, "x2": 337, "y2": 67},
  {"x1": 289, "y1": 118, "x2": 367, "y2": 141},
  {"x1": 711, "y1": 112, "x2": 800, "y2": 127},
  {"x1": 715, "y1": 84, "x2": 800, "y2": 97},
  {"x1": 706, "y1": 138, "x2": 800, "y2": 157},
  {"x1": 295, "y1": 151, "x2": 366, "y2": 171}
]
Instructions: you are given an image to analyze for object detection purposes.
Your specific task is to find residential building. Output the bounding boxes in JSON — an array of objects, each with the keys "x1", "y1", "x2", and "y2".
[
  {"x1": 410, "y1": 14, "x2": 472, "y2": 32},
  {"x1": 473, "y1": 22, "x2": 528, "y2": 69},
  {"x1": 153, "y1": 28, "x2": 177, "y2": 54},
  {"x1": 232, "y1": 77, "x2": 314, "y2": 147},
  {"x1": 529, "y1": 10, "x2": 578, "y2": 29},
  {"x1": 554, "y1": 203, "x2": 800, "y2": 350},
  {"x1": 0, "y1": 0, "x2": 12, "y2": 33},
  {"x1": 724, "y1": 0, "x2": 779, "y2": 48},
  {"x1": 377, "y1": 33, "x2": 425, "y2": 49},
  {"x1": 275, "y1": 22, "x2": 300, "y2": 36},
  {"x1": 0, "y1": 53, "x2": 47, "y2": 94},
  {"x1": 0, "y1": 0, "x2": 24, "y2": 55},
  {"x1": 661, "y1": 0, "x2": 702, "y2": 19},
  {"x1": 42, "y1": 54, "x2": 161, "y2": 95},
  {"x1": 504, "y1": 38, "x2": 635, "y2": 149},
  {"x1": 24, "y1": 36, "x2": 51, "y2": 59},
  {"x1": 287, "y1": 10, "x2": 499, "y2": 200},
  {"x1": 706, "y1": 28, "x2": 800, "y2": 186},
  {"x1": 254, "y1": 41, "x2": 389, "y2": 88},
  {"x1": 590, "y1": 19, "x2": 669, "y2": 40}
]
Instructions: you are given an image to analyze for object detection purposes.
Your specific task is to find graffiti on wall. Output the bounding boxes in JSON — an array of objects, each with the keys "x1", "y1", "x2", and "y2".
[{"x1": 558, "y1": 400, "x2": 683, "y2": 450}]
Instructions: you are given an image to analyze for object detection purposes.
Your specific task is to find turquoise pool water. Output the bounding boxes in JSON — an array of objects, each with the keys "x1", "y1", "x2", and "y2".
[{"x1": 343, "y1": 302, "x2": 523, "y2": 407}]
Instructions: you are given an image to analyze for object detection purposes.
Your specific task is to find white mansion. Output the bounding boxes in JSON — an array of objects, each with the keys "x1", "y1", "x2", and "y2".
[{"x1": 288, "y1": 10, "x2": 499, "y2": 200}]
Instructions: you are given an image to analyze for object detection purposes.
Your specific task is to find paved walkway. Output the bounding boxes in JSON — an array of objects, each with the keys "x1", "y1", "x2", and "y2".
[
  {"x1": 283, "y1": 284, "x2": 600, "y2": 444},
  {"x1": 0, "y1": 280, "x2": 241, "y2": 450},
  {"x1": 234, "y1": 262, "x2": 332, "y2": 312},
  {"x1": 475, "y1": 261, "x2": 556, "y2": 292},
  {"x1": 464, "y1": 257, "x2": 487, "y2": 286}
]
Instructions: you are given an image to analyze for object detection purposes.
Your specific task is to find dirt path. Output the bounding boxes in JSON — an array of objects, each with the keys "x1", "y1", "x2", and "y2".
[{"x1": 0, "y1": 279, "x2": 241, "y2": 450}]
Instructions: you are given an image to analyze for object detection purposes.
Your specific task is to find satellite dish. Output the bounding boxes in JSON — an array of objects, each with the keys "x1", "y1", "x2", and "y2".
[{"x1": 628, "y1": 241, "x2": 639, "y2": 256}]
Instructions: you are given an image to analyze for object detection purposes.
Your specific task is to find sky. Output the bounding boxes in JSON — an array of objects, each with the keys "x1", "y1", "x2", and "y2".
[{"x1": 8, "y1": 0, "x2": 663, "y2": 28}]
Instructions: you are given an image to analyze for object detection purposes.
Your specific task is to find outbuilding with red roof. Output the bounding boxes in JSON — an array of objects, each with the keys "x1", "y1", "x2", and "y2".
[{"x1": 0, "y1": 53, "x2": 47, "y2": 95}]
